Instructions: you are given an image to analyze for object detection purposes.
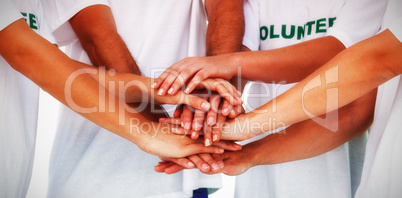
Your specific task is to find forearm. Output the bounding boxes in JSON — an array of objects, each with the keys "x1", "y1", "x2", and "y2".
[
  {"x1": 231, "y1": 36, "x2": 345, "y2": 83},
  {"x1": 223, "y1": 30, "x2": 402, "y2": 137},
  {"x1": 69, "y1": 5, "x2": 140, "y2": 74},
  {"x1": 205, "y1": 0, "x2": 244, "y2": 56},
  {"x1": 242, "y1": 90, "x2": 376, "y2": 166},
  {"x1": 0, "y1": 19, "x2": 147, "y2": 144}
]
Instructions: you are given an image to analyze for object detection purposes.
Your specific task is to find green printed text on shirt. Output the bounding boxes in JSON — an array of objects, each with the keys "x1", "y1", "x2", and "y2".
[
  {"x1": 260, "y1": 17, "x2": 336, "y2": 41},
  {"x1": 21, "y1": 12, "x2": 38, "y2": 30}
]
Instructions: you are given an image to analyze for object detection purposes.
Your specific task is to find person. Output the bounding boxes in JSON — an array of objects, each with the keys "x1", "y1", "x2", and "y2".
[
  {"x1": 41, "y1": 0, "x2": 244, "y2": 197},
  {"x1": 155, "y1": 0, "x2": 387, "y2": 197},
  {"x1": 0, "y1": 0, "x2": 244, "y2": 197}
]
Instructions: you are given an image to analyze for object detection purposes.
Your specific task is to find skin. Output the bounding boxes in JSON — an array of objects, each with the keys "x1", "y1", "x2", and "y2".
[
  {"x1": 156, "y1": 0, "x2": 245, "y2": 173},
  {"x1": 0, "y1": 19, "x2": 242, "y2": 159},
  {"x1": 154, "y1": 34, "x2": 380, "y2": 174},
  {"x1": 155, "y1": 29, "x2": 402, "y2": 173}
]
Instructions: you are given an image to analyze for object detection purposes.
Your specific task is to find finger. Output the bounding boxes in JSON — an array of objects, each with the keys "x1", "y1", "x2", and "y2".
[
  {"x1": 199, "y1": 153, "x2": 221, "y2": 172},
  {"x1": 159, "y1": 117, "x2": 181, "y2": 125},
  {"x1": 153, "y1": 67, "x2": 179, "y2": 90},
  {"x1": 154, "y1": 162, "x2": 175, "y2": 173},
  {"x1": 211, "y1": 140, "x2": 242, "y2": 151},
  {"x1": 184, "y1": 71, "x2": 209, "y2": 94},
  {"x1": 206, "y1": 94, "x2": 221, "y2": 126},
  {"x1": 191, "y1": 130, "x2": 200, "y2": 140},
  {"x1": 173, "y1": 105, "x2": 183, "y2": 118},
  {"x1": 203, "y1": 125, "x2": 213, "y2": 147},
  {"x1": 181, "y1": 105, "x2": 194, "y2": 130},
  {"x1": 212, "y1": 112, "x2": 227, "y2": 142},
  {"x1": 215, "y1": 83, "x2": 239, "y2": 106},
  {"x1": 185, "y1": 95, "x2": 210, "y2": 111},
  {"x1": 158, "y1": 70, "x2": 181, "y2": 96},
  {"x1": 185, "y1": 144, "x2": 225, "y2": 157},
  {"x1": 212, "y1": 154, "x2": 225, "y2": 169},
  {"x1": 192, "y1": 109, "x2": 206, "y2": 132},
  {"x1": 153, "y1": 59, "x2": 185, "y2": 89},
  {"x1": 229, "y1": 105, "x2": 246, "y2": 119},
  {"x1": 188, "y1": 155, "x2": 211, "y2": 173},
  {"x1": 164, "y1": 164, "x2": 186, "y2": 174},
  {"x1": 221, "y1": 100, "x2": 233, "y2": 116},
  {"x1": 169, "y1": 66, "x2": 203, "y2": 95},
  {"x1": 171, "y1": 126, "x2": 191, "y2": 135}
]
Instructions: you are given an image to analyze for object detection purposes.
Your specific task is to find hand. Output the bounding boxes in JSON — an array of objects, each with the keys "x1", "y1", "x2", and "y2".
[
  {"x1": 155, "y1": 154, "x2": 225, "y2": 174},
  {"x1": 160, "y1": 102, "x2": 246, "y2": 143},
  {"x1": 152, "y1": 55, "x2": 238, "y2": 96},
  {"x1": 135, "y1": 122, "x2": 241, "y2": 158},
  {"x1": 154, "y1": 145, "x2": 252, "y2": 176},
  {"x1": 150, "y1": 78, "x2": 242, "y2": 109}
]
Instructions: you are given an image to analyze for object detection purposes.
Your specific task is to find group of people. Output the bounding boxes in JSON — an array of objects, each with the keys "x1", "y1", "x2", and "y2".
[{"x1": 0, "y1": 0, "x2": 401, "y2": 198}]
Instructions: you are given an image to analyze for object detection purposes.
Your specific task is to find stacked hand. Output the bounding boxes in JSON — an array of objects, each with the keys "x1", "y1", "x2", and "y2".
[{"x1": 146, "y1": 57, "x2": 251, "y2": 175}]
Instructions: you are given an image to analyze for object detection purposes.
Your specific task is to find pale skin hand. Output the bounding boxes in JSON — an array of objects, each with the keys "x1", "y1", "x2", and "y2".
[
  {"x1": 153, "y1": 36, "x2": 345, "y2": 95},
  {"x1": 152, "y1": 29, "x2": 402, "y2": 174},
  {"x1": 153, "y1": 0, "x2": 245, "y2": 171},
  {"x1": 158, "y1": 29, "x2": 402, "y2": 163},
  {"x1": 0, "y1": 19, "x2": 241, "y2": 158},
  {"x1": 156, "y1": 88, "x2": 376, "y2": 174}
]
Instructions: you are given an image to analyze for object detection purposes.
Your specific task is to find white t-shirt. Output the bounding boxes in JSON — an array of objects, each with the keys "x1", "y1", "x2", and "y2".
[
  {"x1": 0, "y1": 0, "x2": 53, "y2": 197},
  {"x1": 355, "y1": 0, "x2": 402, "y2": 197},
  {"x1": 42, "y1": 1, "x2": 221, "y2": 197},
  {"x1": 236, "y1": 0, "x2": 386, "y2": 197}
]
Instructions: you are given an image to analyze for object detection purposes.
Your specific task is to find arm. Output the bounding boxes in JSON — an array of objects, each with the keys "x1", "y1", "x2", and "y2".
[
  {"x1": 69, "y1": 5, "x2": 140, "y2": 74},
  {"x1": 220, "y1": 29, "x2": 402, "y2": 140},
  {"x1": 219, "y1": 89, "x2": 376, "y2": 176},
  {"x1": 153, "y1": 36, "x2": 345, "y2": 95},
  {"x1": 205, "y1": 0, "x2": 244, "y2": 56},
  {"x1": 0, "y1": 19, "x2": 237, "y2": 158}
]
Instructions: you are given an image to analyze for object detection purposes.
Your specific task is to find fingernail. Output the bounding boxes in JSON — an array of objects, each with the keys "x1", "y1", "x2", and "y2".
[
  {"x1": 237, "y1": 90, "x2": 242, "y2": 96},
  {"x1": 218, "y1": 161, "x2": 224, "y2": 168},
  {"x1": 157, "y1": 88, "x2": 164, "y2": 95},
  {"x1": 202, "y1": 163, "x2": 210, "y2": 171},
  {"x1": 187, "y1": 162, "x2": 195, "y2": 168},
  {"x1": 181, "y1": 122, "x2": 184, "y2": 128},
  {"x1": 151, "y1": 82, "x2": 157, "y2": 88},
  {"x1": 168, "y1": 87, "x2": 174, "y2": 94},
  {"x1": 194, "y1": 122, "x2": 202, "y2": 130},
  {"x1": 211, "y1": 163, "x2": 219, "y2": 171},
  {"x1": 184, "y1": 122, "x2": 191, "y2": 130},
  {"x1": 205, "y1": 139, "x2": 211, "y2": 146},
  {"x1": 213, "y1": 134, "x2": 218, "y2": 142},
  {"x1": 192, "y1": 132, "x2": 198, "y2": 139},
  {"x1": 159, "y1": 118, "x2": 166, "y2": 122},
  {"x1": 184, "y1": 87, "x2": 190, "y2": 94},
  {"x1": 201, "y1": 102, "x2": 210, "y2": 110},
  {"x1": 230, "y1": 109, "x2": 236, "y2": 116},
  {"x1": 235, "y1": 144, "x2": 242, "y2": 150},
  {"x1": 171, "y1": 127, "x2": 179, "y2": 133},
  {"x1": 218, "y1": 148, "x2": 224, "y2": 153},
  {"x1": 222, "y1": 108, "x2": 229, "y2": 115},
  {"x1": 207, "y1": 117, "x2": 215, "y2": 125}
]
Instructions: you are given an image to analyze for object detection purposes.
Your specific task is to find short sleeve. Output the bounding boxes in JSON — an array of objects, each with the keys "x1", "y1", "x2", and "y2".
[
  {"x1": 327, "y1": 0, "x2": 388, "y2": 48},
  {"x1": 242, "y1": 0, "x2": 260, "y2": 51},
  {"x1": 0, "y1": 0, "x2": 23, "y2": 31},
  {"x1": 41, "y1": 0, "x2": 109, "y2": 46}
]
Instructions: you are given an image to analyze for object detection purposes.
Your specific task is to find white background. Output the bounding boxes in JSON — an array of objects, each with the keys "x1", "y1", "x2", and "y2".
[{"x1": 26, "y1": 90, "x2": 235, "y2": 198}]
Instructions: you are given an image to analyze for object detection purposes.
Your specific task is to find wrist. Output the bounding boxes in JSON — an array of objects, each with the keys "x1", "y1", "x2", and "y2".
[{"x1": 228, "y1": 52, "x2": 244, "y2": 78}]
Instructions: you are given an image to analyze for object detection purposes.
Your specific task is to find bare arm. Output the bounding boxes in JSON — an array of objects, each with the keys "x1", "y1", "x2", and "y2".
[
  {"x1": 219, "y1": 89, "x2": 376, "y2": 175},
  {"x1": 69, "y1": 5, "x2": 140, "y2": 74},
  {"x1": 0, "y1": 19, "x2": 237, "y2": 158},
  {"x1": 232, "y1": 36, "x2": 345, "y2": 83},
  {"x1": 221, "y1": 29, "x2": 402, "y2": 140},
  {"x1": 205, "y1": 0, "x2": 244, "y2": 56}
]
